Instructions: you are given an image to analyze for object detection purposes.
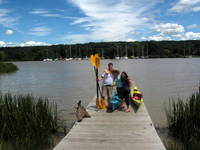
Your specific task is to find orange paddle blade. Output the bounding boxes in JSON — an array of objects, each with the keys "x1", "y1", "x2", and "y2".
[
  {"x1": 90, "y1": 55, "x2": 95, "y2": 66},
  {"x1": 101, "y1": 98, "x2": 106, "y2": 111},
  {"x1": 96, "y1": 98, "x2": 101, "y2": 110},
  {"x1": 94, "y1": 53, "x2": 100, "y2": 69}
]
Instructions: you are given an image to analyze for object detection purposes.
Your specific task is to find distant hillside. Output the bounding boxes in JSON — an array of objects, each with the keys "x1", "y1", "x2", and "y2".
[{"x1": 0, "y1": 40, "x2": 200, "y2": 61}]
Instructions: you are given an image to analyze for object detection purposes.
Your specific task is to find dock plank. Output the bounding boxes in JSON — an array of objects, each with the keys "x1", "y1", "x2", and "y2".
[{"x1": 53, "y1": 97, "x2": 166, "y2": 150}]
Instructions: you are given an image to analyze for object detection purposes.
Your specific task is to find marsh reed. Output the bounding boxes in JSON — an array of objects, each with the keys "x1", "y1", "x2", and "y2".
[
  {"x1": 0, "y1": 93, "x2": 63, "y2": 150},
  {"x1": 0, "y1": 62, "x2": 18, "y2": 74},
  {"x1": 165, "y1": 87, "x2": 200, "y2": 150}
]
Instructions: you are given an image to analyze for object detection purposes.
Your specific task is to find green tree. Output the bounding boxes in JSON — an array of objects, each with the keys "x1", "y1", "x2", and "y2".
[
  {"x1": 59, "y1": 46, "x2": 67, "y2": 58},
  {"x1": 0, "y1": 51, "x2": 5, "y2": 61}
]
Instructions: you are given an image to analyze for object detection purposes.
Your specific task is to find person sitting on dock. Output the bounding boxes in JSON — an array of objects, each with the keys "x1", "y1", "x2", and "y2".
[
  {"x1": 120, "y1": 72, "x2": 131, "y2": 112},
  {"x1": 99, "y1": 63, "x2": 114, "y2": 111}
]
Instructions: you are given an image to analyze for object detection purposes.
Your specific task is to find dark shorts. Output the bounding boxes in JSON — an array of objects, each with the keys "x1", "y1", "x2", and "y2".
[{"x1": 116, "y1": 87, "x2": 123, "y2": 99}]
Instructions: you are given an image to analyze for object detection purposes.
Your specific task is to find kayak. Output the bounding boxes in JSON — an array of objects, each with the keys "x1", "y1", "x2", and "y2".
[{"x1": 130, "y1": 87, "x2": 144, "y2": 106}]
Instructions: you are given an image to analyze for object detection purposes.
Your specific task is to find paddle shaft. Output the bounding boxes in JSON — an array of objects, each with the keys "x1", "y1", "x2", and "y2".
[
  {"x1": 95, "y1": 67, "x2": 99, "y2": 99},
  {"x1": 97, "y1": 79, "x2": 103, "y2": 98},
  {"x1": 93, "y1": 67, "x2": 103, "y2": 98}
]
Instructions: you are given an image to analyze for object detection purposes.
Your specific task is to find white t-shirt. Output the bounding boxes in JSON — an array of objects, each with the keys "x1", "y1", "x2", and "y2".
[{"x1": 101, "y1": 72, "x2": 114, "y2": 86}]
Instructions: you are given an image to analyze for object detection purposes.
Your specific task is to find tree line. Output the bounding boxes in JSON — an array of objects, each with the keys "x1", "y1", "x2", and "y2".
[{"x1": 0, "y1": 40, "x2": 200, "y2": 61}]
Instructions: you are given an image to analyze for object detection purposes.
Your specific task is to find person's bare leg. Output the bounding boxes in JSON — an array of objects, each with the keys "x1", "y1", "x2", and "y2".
[
  {"x1": 107, "y1": 86, "x2": 113, "y2": 109},
  {"x1": 125, "y1": 105, "x2": 130, "y2": 112},
  {"x1": 124, "y1": 92, "x2": 131, "y2": 112},
  {"x1": 120, "y1": 100, "x2": 125, "y2": 109}
]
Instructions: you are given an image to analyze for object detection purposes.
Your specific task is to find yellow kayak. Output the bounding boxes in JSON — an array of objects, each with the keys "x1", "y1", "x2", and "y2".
[{"x1": 131, "y1": 87, "x2": 144, "y2": 106}]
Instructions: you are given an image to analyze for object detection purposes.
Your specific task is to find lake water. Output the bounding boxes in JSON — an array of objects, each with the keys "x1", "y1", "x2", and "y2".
[{"x1": 0, "y1": 58, "x2": 200, "y2": 126}]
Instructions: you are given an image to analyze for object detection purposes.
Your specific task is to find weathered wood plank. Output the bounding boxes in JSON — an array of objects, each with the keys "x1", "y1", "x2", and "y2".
[{"x1": 53, "y1": 97, "x2": 166, "y2": 150}]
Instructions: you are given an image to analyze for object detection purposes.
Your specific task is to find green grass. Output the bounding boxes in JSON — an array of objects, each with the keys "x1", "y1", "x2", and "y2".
[
  {"x1": 165, "y1": 88, "x2": 200, "y2": 150},
  {"x1": 0, "y1": 93, "x2": 65, "y2": 150},
  {"x1": 164, "y1": 139, "x2": 200, "y2": 150},
  {"x1": 164, "y1": 140, "x2": 186, "y2": 150},
  {"x1": 0, "y1": 62, "x2": 18, "y2": 74}
]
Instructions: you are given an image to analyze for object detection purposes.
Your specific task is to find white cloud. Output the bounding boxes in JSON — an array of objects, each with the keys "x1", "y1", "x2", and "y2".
[
  {"x1": 29, "y1": 8, "x2": 75, "y2": 19},
  {"x1": 5, "y1": 29, "x2": 13, "y2": 35},
  {"x1": 170, "y1": 0, "x2": 200, "y2": 13},
  {"x1": 41, "y1": 13, "x2": 61, "y2": 17},
  {"x1": 0, "y1": 41, "x2": 50, "y2": 47},
  {"x1": 0, "y1": 41, "x2": 6, "y2": 47},
  {"x1": 20, "y1": 41, "x2": 50, "y2": 47},
  {"x1": 146, "y1": 22, "x2": 200, "y2": 41},
  {"x1": 30, "y1": 9, "x2": 49, "y2": 15},
  {"x1": 65, "y1": 0, "x2": 160, "y2": 43},
  {"x1": 55, "y1": 9, "x2": 65, "y2": 12},
  {"x1": 143, "y1": 35, "x2": 171, "y2": 41},
  {"x1": 30, "y1": 9, "x2": 62, "y2": 17},
  {"x1": 0, "y1": 9, "x2": 18, "y2": 28},
  {"x1": 127, "y1": 38, "x2": 135, "y2": 42},
  {"x1": 29, "y1": 26, "x2": 51, "y2": 36},
  {"x1": 171, "y1": 33, "x2": 184, "y2": 39},
  {"x1": 170, "y1": 32, "x2": 200, "y2": 40},
  {"x1": 187, "y1": 24, "x2": 198, "y2": 29},
  {"x1": 152, "y1": 23, "x2": 184, "y2": 35},
  {"x1": 184, "y1": 32, "x2": 200, "y2": 40}
]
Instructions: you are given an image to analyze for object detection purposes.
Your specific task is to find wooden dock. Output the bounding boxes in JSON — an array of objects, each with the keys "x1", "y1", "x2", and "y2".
[{"x1": 53, "y1": 97, "x2": 166, "y2": 150}]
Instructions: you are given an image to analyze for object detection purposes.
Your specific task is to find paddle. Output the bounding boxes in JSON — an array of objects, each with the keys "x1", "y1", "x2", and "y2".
[
  {"x1": 94, "y1": 54, "x2": 106, "y2": 111},
  {"x1": 90, "y1": 54, "x2": 100, "y2": 110},
  {"x1": 90, "y1": 54, "x2": 106, "y2": 111}
]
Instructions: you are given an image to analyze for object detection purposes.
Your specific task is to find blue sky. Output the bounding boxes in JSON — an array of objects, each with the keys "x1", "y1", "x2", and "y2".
[{"x1": 0, "y1": 0, "x2": 200, "y2": 46}]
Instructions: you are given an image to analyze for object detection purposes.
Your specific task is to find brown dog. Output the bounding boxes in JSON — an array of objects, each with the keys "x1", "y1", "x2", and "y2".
[{"x1": 75, "y1": 101, "x2": 91, "y2": 122}]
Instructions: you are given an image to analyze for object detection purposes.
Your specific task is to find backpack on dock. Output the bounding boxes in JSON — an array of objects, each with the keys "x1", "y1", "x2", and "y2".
[{"x1": 110, "y1": 92, "x2": 121, "y2": 111}]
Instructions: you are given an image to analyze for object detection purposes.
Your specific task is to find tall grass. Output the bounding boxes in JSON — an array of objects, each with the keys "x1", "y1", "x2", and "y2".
[
  {"x1": 0, "y1": 93, "x2": 62, "y2": 150},
  {"x1": 165, "y1": 87, "x2": 200, "y2": 149},
  {"x1": 164, "y1": 138, "x2": 200, "y2": 150},
  {"x1": 164, "y1": 140, "x2": 186, "y2": 150},
  {"x1": 0, "y1": 62, "x2": 18, "y2": 74}
]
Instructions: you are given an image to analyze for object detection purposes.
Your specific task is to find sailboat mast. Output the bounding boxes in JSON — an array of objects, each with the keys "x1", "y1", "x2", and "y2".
[
  {"x1": 146, "y1": 41, "x2": 149, "y2": 57},
  {"x1": 125, "y1": 45, "x2": 128, "y2": 57},
  {"x1": 69, "y1": 45, "x2": 72, "y2": 58},
  {"x1": 189, "y1": 42, "x2": 191, "y2": 56},
  {"x1": 117, "y1": 45, "x2": 119, "y2": 57},
  {"x1": 184, "y1": 41, "x2": 186, "y2": 57},
  {"x1": 142, "y1": 45, "x2": 144, "y2": 57},
  {"x1": 79, "y1": 46, "x2": 81, "y2": 58},
  {"x1": 46, "y1": 49, "x2": 48, "y2": 58}
]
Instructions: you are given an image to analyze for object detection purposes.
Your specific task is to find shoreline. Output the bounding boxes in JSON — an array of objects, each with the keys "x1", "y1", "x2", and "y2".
[
  {"x1": 2, "y1": 57, "x2": 200, "y2": 62},
  {"x1": 0, "y1": 62, "x2": 18, "y2": 74}
]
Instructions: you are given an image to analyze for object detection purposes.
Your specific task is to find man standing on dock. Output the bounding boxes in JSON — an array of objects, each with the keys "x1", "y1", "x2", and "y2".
[{"x1": 99, "y1": 63, "x2": 114, "y2": 112}]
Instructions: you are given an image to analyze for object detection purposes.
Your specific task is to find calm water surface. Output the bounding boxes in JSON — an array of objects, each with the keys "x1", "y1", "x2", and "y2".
[{"x1": 0, "y1": 59, "x2": 200, "y2": 126}]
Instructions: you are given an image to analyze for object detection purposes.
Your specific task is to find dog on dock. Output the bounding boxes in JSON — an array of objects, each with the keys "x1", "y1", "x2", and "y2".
[{"x1": 75, "y1": 100, "x2": 91, "y2": 122}]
